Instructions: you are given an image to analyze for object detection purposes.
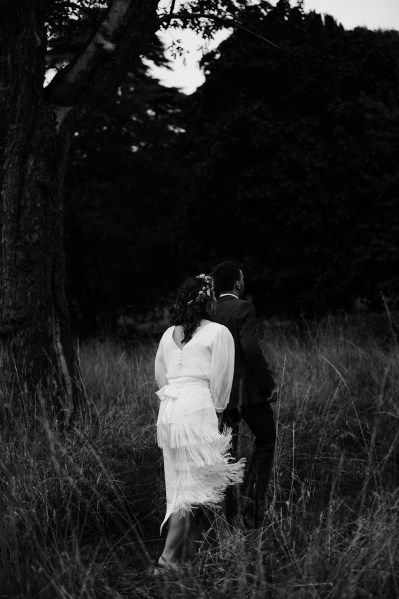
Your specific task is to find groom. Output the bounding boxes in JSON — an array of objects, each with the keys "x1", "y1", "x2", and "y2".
[{"x1": 213, "y1": 261, "x2": 276, "y2": 527}]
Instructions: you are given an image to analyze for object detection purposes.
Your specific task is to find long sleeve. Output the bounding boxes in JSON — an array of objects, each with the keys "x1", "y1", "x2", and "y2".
[
  {"x1": 210, "y1": 325, "x2": 235, "y2": 413},
  {"x1": 238, "y1": 302, "x2": 276, "y2": 398},
  {"x1": 154, "y1": 334, "x2": 168, "y2": 390}
]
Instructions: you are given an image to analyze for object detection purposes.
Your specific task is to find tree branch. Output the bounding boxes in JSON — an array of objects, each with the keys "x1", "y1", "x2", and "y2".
[
  {"x1": 46, "y1": 0, "x2": 132, "y2": 107},
  {"x1": 158, "y1": 12, "x2": 280, "y2": 51},
  {"x1": 46, "y1": 0, "x2": 160, "y2": 130}
]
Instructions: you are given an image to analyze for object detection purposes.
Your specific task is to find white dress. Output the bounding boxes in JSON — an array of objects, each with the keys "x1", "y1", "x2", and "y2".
[{"x1": 155, "y1": 322, "x2": 245, "y2": 531}]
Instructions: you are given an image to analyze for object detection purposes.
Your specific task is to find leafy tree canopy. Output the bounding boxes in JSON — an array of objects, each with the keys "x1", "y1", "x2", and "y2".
[
  {"x1": 62, "y1": 0, "x2": 399, "y2": 328},
  {"x1": 175, "y1": 1, "x2": 399, "y2": 315}
]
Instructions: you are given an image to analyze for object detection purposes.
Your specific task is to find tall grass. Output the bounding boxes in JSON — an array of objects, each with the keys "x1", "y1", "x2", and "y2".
[{"x1": 1, "y1": 315, "x2": 398, "y2": 598}]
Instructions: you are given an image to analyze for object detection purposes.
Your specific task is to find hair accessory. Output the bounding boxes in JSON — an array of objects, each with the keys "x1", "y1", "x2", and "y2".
[{"x1": 187, "y1": 274, "x2": 214, "y2": 305}]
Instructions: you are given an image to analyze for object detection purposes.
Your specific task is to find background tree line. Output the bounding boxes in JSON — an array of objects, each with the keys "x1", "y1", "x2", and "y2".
[{"x1": 64, "y1": 0, "x2": 399, "y2": 333}]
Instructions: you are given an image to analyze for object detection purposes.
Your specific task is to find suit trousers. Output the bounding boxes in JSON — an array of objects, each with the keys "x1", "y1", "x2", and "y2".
[{"x1": 221, "y1": 402, "x2": 276, "y2": 524}]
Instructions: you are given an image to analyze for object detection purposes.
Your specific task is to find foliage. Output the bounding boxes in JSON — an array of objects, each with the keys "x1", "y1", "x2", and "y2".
[
  {"x1": 60, "y1": 1, "x2": 399, "y2": 325},
  {"x1": 64, "y1": 62, "x2": 185, "y2": 331},
  {"x1": 175, "y1": 2, "x2": 399, "y2": 315},
  {"x1": 44, "y1": 1, "x2": 185, "y2": 328}
]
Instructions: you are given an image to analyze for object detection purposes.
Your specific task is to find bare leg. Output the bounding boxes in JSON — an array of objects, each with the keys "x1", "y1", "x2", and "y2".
[{"x1": 160, "y1": 511, "x2": 192, "y2": 565}]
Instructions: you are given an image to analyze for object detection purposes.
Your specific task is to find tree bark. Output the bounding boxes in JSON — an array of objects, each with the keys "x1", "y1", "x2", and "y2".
[
  {"x1": 0, "y1": 0, "x2": 159, "y2": 421},
  {"x1": 0, "y1": 0, "x2": 85, "y2": 420}
]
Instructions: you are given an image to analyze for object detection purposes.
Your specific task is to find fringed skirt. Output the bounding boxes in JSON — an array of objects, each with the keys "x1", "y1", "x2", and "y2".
[{"x1": 156, "y1": 377, "x2": 245, "y2": 532}]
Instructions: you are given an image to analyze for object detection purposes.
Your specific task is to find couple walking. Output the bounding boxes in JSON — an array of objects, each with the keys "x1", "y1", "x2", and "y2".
[{"x1": 153, "y1": 261, "x2": 276, "y2": 575}]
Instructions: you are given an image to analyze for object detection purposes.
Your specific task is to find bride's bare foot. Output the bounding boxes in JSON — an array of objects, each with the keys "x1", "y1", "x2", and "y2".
[{"x1": 153, "y1": 555, "x2": 180, "y2": 577}]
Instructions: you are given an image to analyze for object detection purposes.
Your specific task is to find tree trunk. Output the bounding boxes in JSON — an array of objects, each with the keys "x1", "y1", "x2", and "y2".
[
  {"x1": 0, "y1": 1, "x2": 85, "y2": 420},
  {"x1": 0, "y1": 0, "x2": 161, "y2": 421}
]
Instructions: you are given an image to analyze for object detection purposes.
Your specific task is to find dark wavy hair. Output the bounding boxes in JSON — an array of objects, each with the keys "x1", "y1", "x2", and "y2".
[{"x1": 171, "y1": 276, "x2": 214, "y2": 343}]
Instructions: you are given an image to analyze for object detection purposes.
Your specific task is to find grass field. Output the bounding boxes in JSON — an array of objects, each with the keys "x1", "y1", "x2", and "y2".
[{"x1": 1, "y1": 314, "x2": 399, "y2": 598}]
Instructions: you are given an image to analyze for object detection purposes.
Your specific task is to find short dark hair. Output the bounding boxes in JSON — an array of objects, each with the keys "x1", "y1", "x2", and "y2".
[{"x1": 212, "y1": 261, "x2": 242, "y2": 295}]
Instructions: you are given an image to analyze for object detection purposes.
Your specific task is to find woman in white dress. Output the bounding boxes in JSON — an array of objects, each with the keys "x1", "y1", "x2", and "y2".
[{"x1": 153, "y1": 274, "x2": 245, "y2": 575}]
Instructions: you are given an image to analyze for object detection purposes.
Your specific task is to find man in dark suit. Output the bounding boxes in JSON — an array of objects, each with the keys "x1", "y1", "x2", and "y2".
[{"x1": 213, "y1": 261, "x2": 276, "y2": 527}]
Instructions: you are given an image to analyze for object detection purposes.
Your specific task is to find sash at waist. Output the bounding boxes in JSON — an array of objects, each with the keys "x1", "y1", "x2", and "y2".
[{"x1": 156, "y1": 377, "x2": 210, "y2": 401}]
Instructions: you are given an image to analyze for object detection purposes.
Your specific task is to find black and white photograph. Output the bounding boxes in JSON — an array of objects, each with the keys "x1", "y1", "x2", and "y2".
[{"x1": 1, "y1": 0, "x2": 399, "y2": 596}]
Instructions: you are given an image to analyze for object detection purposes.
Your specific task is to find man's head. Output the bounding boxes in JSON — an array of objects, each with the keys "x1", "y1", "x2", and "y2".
[{"x1": 213, "y1": 261, "x2": 244, "y2": 299}]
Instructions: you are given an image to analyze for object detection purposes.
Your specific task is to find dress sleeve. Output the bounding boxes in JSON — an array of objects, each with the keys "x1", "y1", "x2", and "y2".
[
  {"x1": 210, "y1": 325, "x2": 235, "y2": 413},
  {"x1": 154, "y1": 331, "x2": 168, "y2": 390}
]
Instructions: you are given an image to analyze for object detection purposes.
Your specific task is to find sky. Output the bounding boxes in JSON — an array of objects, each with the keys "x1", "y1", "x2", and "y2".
[{"x1": 149, "y1": 0, "x2": 399, "y2": 94}]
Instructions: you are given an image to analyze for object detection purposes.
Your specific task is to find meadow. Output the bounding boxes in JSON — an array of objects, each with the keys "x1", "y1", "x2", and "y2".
[{"x1": 1, "y1": 314, "x2": 398, "y2": 598}]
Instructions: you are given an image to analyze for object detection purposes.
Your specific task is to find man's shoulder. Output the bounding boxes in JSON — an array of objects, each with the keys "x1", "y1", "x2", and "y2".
[
  {"x1": 224, "y1": 298, "x2": 254, "y2": 312},
  {"x1": 218, "y1": 296, "x2": 247, "y2": 306},
  {"x1": 216, "y1": 298, "x2": 256, "y2": 321},
  {"x1": 237, "y1": 299, "x2": 254, "y2": 309}
]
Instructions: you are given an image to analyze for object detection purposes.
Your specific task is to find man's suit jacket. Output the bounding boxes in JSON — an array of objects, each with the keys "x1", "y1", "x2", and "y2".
[{"x1": 216, "y1": 295, "x2": 276, "y2": 410}]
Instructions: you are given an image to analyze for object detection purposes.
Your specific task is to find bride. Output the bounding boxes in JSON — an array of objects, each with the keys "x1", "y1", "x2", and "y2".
[{"x1": 153, "y1": 273, "x2": 245, "y2": 575}]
